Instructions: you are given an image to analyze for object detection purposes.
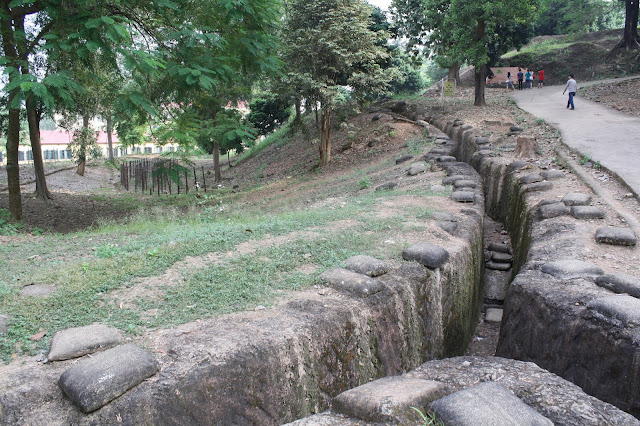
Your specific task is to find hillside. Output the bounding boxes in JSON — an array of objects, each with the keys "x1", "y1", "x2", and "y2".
[{"x1": 497, "y1": 29, "x2": 639, "y2": 85}]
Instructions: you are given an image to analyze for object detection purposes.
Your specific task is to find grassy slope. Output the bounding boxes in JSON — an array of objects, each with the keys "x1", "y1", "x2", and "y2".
[
  {"x1": 0, "y1": 112, "x2": 443, "y2": 362},
  {"x1": 498, "y1": 29, "x2": 640, "y2": 85}
]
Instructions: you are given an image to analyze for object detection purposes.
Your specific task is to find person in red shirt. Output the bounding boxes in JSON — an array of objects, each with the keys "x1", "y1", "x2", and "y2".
[{"x1": 538, "y1": 69, "x2": 545, "y2": 88}]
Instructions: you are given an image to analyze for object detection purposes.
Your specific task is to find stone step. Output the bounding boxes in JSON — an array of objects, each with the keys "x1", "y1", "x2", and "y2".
[
  {"x1": 48, "y1": 324, "x2": 123, "y2": 362},
  {"x1": 318, "y1": 268, "x2": 384, "y2": 297},
  {"x1": 430, "y1": 382, "x2": 553, "y2": 425},
  {"x1": 595, "y1": 227, "x2": 637, "y2": 246}
]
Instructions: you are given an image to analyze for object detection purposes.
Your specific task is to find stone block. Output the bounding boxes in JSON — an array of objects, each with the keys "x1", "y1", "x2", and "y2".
[
  {"x1": 430, "y1": 382, "x2": 552, "y2": 426},
  {"x1": 395, "y1": 155, "x2": 413, "y2": 165},
  {"x1": 438, "y1": 156, "x2": 456, "y2": 162},
  {"x1": 491, "y1": 252, "x2": 513, "y2": 263},
  {"x1": 318, "y1": 268, "x2": 384, "y2": 297},
  {"x1": 408, "y1": 163, "x2": 430, "y2": 176},
  {"x1": 519, "y1": 173, "x2": 543, "y2": 185},
  {"x1": 595, "y1": 273, "x2": 640, "y2": 298},
  {"x1": 403, "y1": 242, "x2": 450, "y2": 269},
  {"x1": 510, "y1": 126, "x2": 524, "y2": 132},
  {"x1": 476, "y1": 137, "x2": 490, "y2": 145},
  {"x1": 485, "y1": 308, "x2": 503, "y2": 323},
  {"x1": 436, "y1": 221, "x2": 458, "y2": 234},
  {"x1": 595, "y1": 227, "x2": 637, "y2": 246},
  {"x1": 538, "y1": 202, "x2": 570, "y2": 219},
  {"x1": 442, "y1": 175, "x2": 467, "y2": 185},
  {"x1": 540, "y1": 260, "x2": 604, "y2": 280},
  {"x1": 507, "y1": 161, "x2": 529, "y2": 173},
  {"x1": 588, "y1": 295, "x2": 640, "y2": 327},
  {"x1": 562, "y1": 192, "x2": 592, "y2": 206},
  {"x1": 540, "y1": 170, "x2": 564, "y2": 180},
  {"x1": 58, "y1": 344, "x2": 159, "y2": 413},
  {"x1": 571, "y1": 206, "x2": 605, "y2": 220},
  {"x1": 488, "y1": 243, "x2": 511, "y2": 254},
  {"x1": 432, "y1": 212, "x2": 457, "y2": 222},
  {"x1": 450, "y1": 191, "x2": 476, "y2": 203},
  {"x1": 332, "y1": 376, "x2": 447, "y2": 423},
  {"x1": 48, "y1": 324, "x2": 124, "y2": 362},
  {"x1": 523, "y1": 181, "x2": 553, "y2": 193},
  {"x1": 486, "y1": 261, "x2": 511, "y2": 271},
  {"x1": 345, "y1": 255, "x2": 389, "y2": 277},
  {"x1": 375, "y1": 182, "x2": 397, "y2": 191},
  {"x1": 19, "y1": 284, "x2": 55, "y2": 297},
  {"x1": 484, "y1": 270, "x2": 510, "y2": 301},
  {"x1": 454, "y1": 180, "x2": 477, "y2": 189}
]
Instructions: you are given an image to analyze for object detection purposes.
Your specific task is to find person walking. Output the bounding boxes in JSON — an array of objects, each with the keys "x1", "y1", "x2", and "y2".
[
  {"x1": 525, "y1": 69, "x2": 532, "y2": 89},
  {"x1": 537, "y1": 69, "x2": 545, "y2": 88},
  {"x1": 517, "y1": 68, "x2": 524, "y2": 90},
  {"x1": 563, "y1": 74, "x2": 577, "y2": 110},
  {"x1": 506, "y1": 72, "x2": 515, "y2": 90}
]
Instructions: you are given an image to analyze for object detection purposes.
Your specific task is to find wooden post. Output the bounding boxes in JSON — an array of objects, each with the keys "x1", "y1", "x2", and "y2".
[
  {"x1": 193, "y1": 168, "x2": 198, "y2": 192},
  {"x1": 185, "y1": 170, "x2": 189, "y2": 193},
  {"x1": 202, "y1": 167, "x2": 206, "y2": 193}
]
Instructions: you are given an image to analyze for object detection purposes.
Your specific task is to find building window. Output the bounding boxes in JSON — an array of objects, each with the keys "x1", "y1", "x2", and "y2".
[
  {"x1": 168, "y1": 146, "x2": 175, "y2": 152},
  {"x1": 66, "y1": 150, "x2": 72, "y2": 159},
  {"x1": 136, "y1": 147, "x2": 141, "y2": 154},
  {"x1": 18, "y1": 151, "x2": 25, "y2": 161},
  {"x1": 144, "y1": 147, "x2": 152, "y2": 154},
  {"x1": 27, "y1": 150, "x2": 33, "y2": 161},
  {"x1": 157, "y1": 147, "x2": 163, "y2": 154}
]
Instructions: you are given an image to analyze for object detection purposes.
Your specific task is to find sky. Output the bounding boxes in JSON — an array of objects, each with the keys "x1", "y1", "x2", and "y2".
[{"x1": 368, "y1": 0, "x2": 392, "y2": 10}]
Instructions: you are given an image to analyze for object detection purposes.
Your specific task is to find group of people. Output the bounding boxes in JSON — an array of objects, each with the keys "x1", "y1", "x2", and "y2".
[
  {"x1": 504, "y1": 68, "x2": 577, "y2": 109},
  {"x1": 505, "y1": 68, "x2": 544, "y2": 90}
]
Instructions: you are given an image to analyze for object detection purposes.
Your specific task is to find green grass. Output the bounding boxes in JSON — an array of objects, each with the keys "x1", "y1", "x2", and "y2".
[
  {"x1": 502, "y1": 39, "x2": 574, "y2": 59},
  {"x1": 0, "y1": 187, "x2": 431, "y2": 362}
]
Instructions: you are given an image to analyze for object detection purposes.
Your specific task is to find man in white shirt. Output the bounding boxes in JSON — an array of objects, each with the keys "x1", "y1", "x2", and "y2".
[{"x1": 563, "y1": 74, "x2": 577, "y2": 110}]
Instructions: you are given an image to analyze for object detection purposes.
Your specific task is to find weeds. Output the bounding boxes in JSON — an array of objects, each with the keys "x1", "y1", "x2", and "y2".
[{"x1": 411, "y1": 407, "x2": 445, "y2": 426}]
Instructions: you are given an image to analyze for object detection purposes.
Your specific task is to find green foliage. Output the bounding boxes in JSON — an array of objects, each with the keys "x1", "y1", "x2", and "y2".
[
  {"x1": 247, "y1": 93, "x2": 291, "y2": 136},
  {"x1": 198, "y1": 109, "x2": 258, "y2": 157},
  {"x1": 68, "y1": 125, "x2": 102, "y2": 164},
  {"x1": 0, "y1": 209, "x2": 24, "y2": 235},
  {"x1": 282, "y1": 0, "x2": 392, "y2": 107},
  {"x1": 388, "y1": 50, "x2": 426, "y2": 95},
  {"x1": 534, "y1": 0, "x2": 625, "y2": 35}
]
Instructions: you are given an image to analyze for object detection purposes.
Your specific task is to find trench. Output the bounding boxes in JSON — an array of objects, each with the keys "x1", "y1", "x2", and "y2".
[{"x1": 6, "y1": 115, "x2": 638, "y2": 424}]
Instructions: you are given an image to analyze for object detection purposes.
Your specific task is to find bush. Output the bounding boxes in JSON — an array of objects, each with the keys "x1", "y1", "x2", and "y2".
[{"x1": 247, "y1": 94, "x2": 291, "y2": 136}]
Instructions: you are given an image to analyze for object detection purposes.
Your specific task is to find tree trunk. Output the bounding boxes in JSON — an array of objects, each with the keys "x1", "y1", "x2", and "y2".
[
  {"x1": 474, "y1": 67, "x2": 486, "y2": 107},
  {"x1": 26, "y1": 94, "x2": 53, "y2": 200},
  {"x1": 294, "y1": 98, "x2": 302, "y2": 124},
  {"x1": 77, "y1": 114, "x2": 90, "y2": 176},
  {"x1": 448, "y1": 63, "x2": 461, "y2": 85},
  {"x1": 213, "y1": 141, "x2": 221, "y2": 183},
  {"x1": 6, "y1": 104, "x2": 23, "y2": 221},
  {"x1": 106, "y1": 114, "x2": 114, "y2": 161},
  {"x1": 474, "y1": 19, "x2": 487, "y2": 107},
  {"x1": 318, "y1": 106, "x2": 332, "y2": 167},
  {"x1": 1, "y1": 7, "x2": 23, "y2": 220},
  {"x1": 314, "y1": 102, "x2": 319, "y2": 129}
]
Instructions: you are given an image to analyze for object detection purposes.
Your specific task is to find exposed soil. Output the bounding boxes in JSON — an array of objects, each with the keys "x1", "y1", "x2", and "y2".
[{"x1": 580, "y1": 78, "x2": 640, "y2": 117}]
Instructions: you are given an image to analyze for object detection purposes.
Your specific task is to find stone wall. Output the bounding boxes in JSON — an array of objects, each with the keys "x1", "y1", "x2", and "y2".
[
  {"x1": 0, "y1": 209, "x2": 484, "y2": 424},
  {"x1": 432, "y1": 116, "x2": 640, "y2": 418}
]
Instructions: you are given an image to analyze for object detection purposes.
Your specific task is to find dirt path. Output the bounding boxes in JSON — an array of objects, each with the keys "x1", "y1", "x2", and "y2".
[{"x1": 510, "y1": 76, "x2": 640, "y2": 198}]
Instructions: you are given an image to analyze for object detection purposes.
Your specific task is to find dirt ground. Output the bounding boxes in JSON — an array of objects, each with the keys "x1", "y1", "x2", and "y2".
[{"x1": 580, "y1": 78, "x2": 640, "y2": 117}]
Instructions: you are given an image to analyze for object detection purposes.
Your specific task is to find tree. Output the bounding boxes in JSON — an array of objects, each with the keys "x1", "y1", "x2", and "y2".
[
  {"x1": 392, "y1": 0, "x2": 537, "y2": 106},
  {"x1": 247, "y1": 93, "x2": 291, "y2": 136},
  {"x1": 282, "y1": 0, "x2": 391, "y2": 167},
  {"x1": 534, "y1": 0, "x2": 624, "y2": 35},
  {"x1": 0, "y1": 0, "x2": 150, "y2": 220},
  {"x1": 619, "y1": 0, "x2": 640, "y2": 49}
]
